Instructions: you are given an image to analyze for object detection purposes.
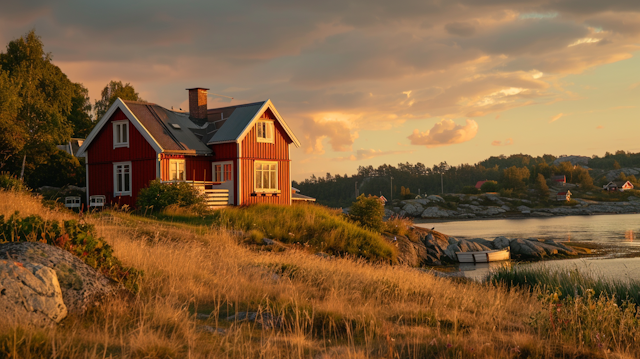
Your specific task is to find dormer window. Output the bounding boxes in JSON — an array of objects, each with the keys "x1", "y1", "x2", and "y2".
[
  {"x1": 113, "y1": 120, "x2": 129, "y2": 148},
  {"x1": 256, "y1": 120, "x2": 274, "y2": 143}
]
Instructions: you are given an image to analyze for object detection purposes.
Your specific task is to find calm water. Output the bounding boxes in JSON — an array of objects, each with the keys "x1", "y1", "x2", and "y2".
[
  {"x1": 416, "y1": 213, "x2": 640, "y2": 281},
  {"x1": 417, "y1": 213, "x2": 640, "y2": 245}
]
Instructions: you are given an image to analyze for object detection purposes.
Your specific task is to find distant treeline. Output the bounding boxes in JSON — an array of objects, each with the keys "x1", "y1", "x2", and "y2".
[{"x1": 292, "y1": 151, "x2": 640, "y2": 208}]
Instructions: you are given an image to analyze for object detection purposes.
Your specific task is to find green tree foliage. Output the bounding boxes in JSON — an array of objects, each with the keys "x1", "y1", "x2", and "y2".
[
  {"x1": 68, "y1": 83, "x2": 94, "y2": 137},
  {"x1": 534, "y1": 173, "x2": 550, "y2": 198},
  {"x1": 349, "y1": 194, "x2": 384, "y2": 232},
  {"x1": 613, "y1": 160, "x2": 621, "y2": 170},
  {"x1": 461, "y1": 185, "x2": 480, "y2": 194},
  {"x1": 0, "y1": 30, "x2": 93, "y2": 182},
  {"x1": 94, "y1": 80, "x2": 144, "y2": 120},
  {"x1": 480, "y1": 180, "x2": 499, "y2": 192},
  {"x1": 137, "y1": 179, "x2": 206, "y2": 211},
  {"x1": 27, "y1": 151, "x2": 85, "y2": 188},
  {"x1": 0, "y1": 71, "x2": 21, "y2": 168},
  {"x1": 501, "y1": 166, "x2": 530, "y2": 190},
  {"x1": 574, "y1": 167, "x2": 593, "y2": 189}
]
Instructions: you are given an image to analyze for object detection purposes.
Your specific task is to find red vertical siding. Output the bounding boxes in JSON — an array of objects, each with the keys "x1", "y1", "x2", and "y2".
[
  {"x1": 85, "y1": 108, "x2": 158, "y2": 207},
  {"x1": 239, "y1": 109, "x2": 291, "y2": 205}
]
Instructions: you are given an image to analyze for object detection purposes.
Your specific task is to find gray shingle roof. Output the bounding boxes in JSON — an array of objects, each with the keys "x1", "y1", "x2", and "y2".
[
  {"x1": 204, "y1": 101, "x2": 266, "y2": 144},
  {"x1": 124, "y1": 101, "x2": 213, "y2": 154}
]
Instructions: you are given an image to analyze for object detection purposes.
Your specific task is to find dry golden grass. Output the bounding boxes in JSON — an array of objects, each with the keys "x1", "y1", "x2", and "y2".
[{"x1": 0, "y1": 191, "x2": 632, "y2": 358}]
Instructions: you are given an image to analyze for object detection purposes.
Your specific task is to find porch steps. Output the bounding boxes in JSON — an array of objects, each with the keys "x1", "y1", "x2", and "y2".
[{"x1": 201, "y1": 189, "x2": 230, "y2": 208}]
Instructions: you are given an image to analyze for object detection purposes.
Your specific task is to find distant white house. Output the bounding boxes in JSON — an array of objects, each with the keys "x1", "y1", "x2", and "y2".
[{"x1": 556, "y1": 190, "x2": 572, "y2": 201}]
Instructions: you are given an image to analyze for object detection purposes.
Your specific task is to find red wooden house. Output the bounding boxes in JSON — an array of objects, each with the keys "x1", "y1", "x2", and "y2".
[{"x1": 76, "y1": 88, "x2": 301, "y2": 208}]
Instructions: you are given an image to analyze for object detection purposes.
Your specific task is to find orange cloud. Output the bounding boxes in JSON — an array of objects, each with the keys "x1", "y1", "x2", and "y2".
[
  {"x1": 549, "y1": 113, "x2": 564, "y2": 123},
  {"x1": 492, "y1": 138, "x2": 514, "y2": 146},
  {"x1": 333, "y1": 149, "x2": 413, "y2": 161},
  {"x1": 408, "y1": 119, "x2": 478, "y2": 148},
  {"x1": 596, "y1": 125, "x2": 604, "y2": 129}
]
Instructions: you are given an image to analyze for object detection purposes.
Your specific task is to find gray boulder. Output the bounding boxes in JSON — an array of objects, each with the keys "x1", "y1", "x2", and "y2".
[
  {"x1": 421, "y1": 207, "x2": 451, "y2": 218},
  {"x1": 426, "y1": 195, "x2": 445, "y2": 203},
  {"x1": 0, "y1": 242, "x2": 116, "y2": 315},
  {"x1": 469, "y1": 238, "x2": 495, "y2": 250},
  {"x1": 493, "y1": 236, "x2": 511, "y2": 249},
  {"x1": 0, "y1": 260, "x2": 67, "y2": 326},
  {"x1": 444, "y1": 244, "x2": 461, "y2": 261},
  {"x1": 509, "y1": 239, "x2": 546, "y2": 258},
  {"x1": 402, "y1": 203, "x2": 424, "y2": 217}
]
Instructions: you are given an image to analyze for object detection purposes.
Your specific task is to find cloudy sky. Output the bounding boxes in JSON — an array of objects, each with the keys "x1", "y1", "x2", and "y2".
[{"x1": 2, "y1": 1, "x2": 640, "y2": 180}]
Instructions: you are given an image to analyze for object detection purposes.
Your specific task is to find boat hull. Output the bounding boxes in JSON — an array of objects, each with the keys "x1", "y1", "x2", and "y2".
[{"x1": 456, "y1": 249, "x2": 510, "y2": 263}]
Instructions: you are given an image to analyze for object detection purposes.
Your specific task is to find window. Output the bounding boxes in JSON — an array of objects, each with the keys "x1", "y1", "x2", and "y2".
[
  {"x1": 254, "y1": 161, "x2": 278, "y2": 191},
  {"x1": 213, "y1": 162, "x2": 233, "y2": 182},
  {"x1": 113, "y1": 121, "x2": 129, "y2": 148},
  {"x1": 169, "y1": 160, "x2": 185, "y2": 181},
  {"x1": 224, "y1": 164, "x2": 232, "y2": 181},
  {"x1": 114, "y1": 162, "x2": 132, "y2": 196},
  {"x1": 256, "y1": 120, "x2": 274, "y2": 143}
]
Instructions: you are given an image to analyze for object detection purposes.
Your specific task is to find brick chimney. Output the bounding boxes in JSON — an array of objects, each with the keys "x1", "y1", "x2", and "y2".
[{"x1": 187, "y1": 87, "x2": 209, "y2": 120}]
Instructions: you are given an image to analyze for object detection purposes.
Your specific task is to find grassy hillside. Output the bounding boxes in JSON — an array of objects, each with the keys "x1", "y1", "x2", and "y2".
[{"x1": 1, "y1": 190, "x2": 640, "y2": 358}]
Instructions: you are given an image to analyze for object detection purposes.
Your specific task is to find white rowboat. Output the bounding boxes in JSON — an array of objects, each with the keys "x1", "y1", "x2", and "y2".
[{"x1": 456, "y1": 249, "x2": 510, "y2": 263}]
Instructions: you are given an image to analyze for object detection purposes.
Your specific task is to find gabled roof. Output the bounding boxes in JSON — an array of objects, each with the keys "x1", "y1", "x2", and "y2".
[
  {"x1": 206, "y1": 99, "x2": 300, "y2": 148},
  {"x1": 77, "y1": 97, "x2": 300, "y2": 158}
]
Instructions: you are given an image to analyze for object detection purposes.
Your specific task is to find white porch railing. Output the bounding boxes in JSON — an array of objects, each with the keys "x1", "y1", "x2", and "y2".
[{"x1": 161, "y1": 180, "x2": 229, "y2": 207}]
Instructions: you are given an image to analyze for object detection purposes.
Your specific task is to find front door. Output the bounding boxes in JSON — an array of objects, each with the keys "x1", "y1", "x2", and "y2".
[{"x1": 212, "y1": 161, "x2": 234, "y2": 205}]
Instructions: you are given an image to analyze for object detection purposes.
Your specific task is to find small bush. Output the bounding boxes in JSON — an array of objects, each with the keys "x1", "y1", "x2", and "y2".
[
  {"x1": 0, "y1": 211, "x2": 141, "y2": 292},
  {"x1": 461, "y1": 185, "x2": 480, "y2": 194},
  {"x1": 349, "y1": 194, "x2": 384, "y2": 232},
  {"x1": 480, "y1": 180, "x2": 499, "y2": 192},
  {"x1": 137, "y1": 179, "x2": 206, "y2": 212},
  {"x1": 0, "y1": 173, "x2": 28, "y2": 192}
]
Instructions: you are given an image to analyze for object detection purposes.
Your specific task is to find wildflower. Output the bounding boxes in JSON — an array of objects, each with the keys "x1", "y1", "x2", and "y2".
[{"x1": 446, "y1": 343, "x2": 452, "y2": 349}]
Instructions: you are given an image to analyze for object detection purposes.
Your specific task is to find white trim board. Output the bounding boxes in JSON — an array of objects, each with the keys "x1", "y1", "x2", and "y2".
[{"x1": 77, "y1": 98, "x2": 163, "y2": 157}]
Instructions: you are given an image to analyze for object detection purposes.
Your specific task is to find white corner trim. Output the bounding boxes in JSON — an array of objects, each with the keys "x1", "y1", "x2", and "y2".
[
  {"x1": 85, "y1": 151, "x2": 89, "y2": 207},
  {"x1": 76, "y1": 98, "x2": 163, "y2": 157},
  {"x1": 237, "y1": 143, "x2": 242, "y2": 205}
]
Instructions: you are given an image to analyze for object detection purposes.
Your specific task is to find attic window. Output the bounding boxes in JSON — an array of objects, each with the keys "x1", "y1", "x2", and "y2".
[
  {"x1": 113, "y1": 120, "x2": 129, "y2": 148},
  {"x1": 256, "y1": 120, "x2": 274, "y2": 143},
  {"x1": 170, "y1": 123, "x2": 181, "y2": 129}
]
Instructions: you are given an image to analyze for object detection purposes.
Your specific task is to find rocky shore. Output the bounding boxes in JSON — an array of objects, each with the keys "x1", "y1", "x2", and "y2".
[
  {"x1": 392, "y1": 228, "x2": 588, "y2": 267},
  {"x1": 387, "y1": 193, "x2": 640, "y2": 220}
]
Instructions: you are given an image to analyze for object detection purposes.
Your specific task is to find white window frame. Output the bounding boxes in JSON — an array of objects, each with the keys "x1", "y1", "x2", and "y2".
[
  {"x1": 113, "y1": 120, "x2": 129, "y2": 148},
  {"x1": 212, "y1": 161, "x2": 233, "y2": 183},
  {"x1": 169, "y1": 159, "x2": 186, "y2": 181},
  {"x1": 113, "y1": 161, "x2": 132, "y2": 196},
  {"x1": 254, "y1": 161, "x2": 279, "y2": 192},
  {"x1": 256, "y1": 120, "x2": 275, "y2": 144}
]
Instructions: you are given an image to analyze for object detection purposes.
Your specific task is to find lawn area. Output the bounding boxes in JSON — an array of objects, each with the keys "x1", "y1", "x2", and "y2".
[{"x1": 2, "y1": 190, "x2": 640, "y2": 358}]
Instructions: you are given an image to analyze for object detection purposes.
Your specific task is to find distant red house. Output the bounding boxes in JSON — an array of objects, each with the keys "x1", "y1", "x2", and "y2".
[
  {"x1": 77, "y1": 88, "x2": 301, "y2": 208},
  {"x1": 552, "y1": 175, "x2": 566, "y2": 184},
  {"x1": 475, "y1": 180, "x2": 487, "y2": 189}
]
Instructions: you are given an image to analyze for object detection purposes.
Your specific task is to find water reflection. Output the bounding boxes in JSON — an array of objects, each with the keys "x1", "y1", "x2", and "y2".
[
  {"x1": 455, "y1": 257, "x2": 640, "y2": 283},
  {"x1": 626, "y1": 229, "x2": 635, "y2": 242},
  {"x1": 418, "y1": 213, "x2": 640, "y2": 245}
]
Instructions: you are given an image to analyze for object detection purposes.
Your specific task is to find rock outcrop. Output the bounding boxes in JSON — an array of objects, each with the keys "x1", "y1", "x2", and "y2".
[
  {"x1": 0, "y1": 242, "x2": 116, "y2": 317},
  {"x1": 0, "y1": 260, "x2": 67, "y2": 325},
  {"x1": 389, "y1": 193, "x2": 640, "y2": 220},
  {"x1": 390, "y1": 228, "x2": 581, "y2": 265}
]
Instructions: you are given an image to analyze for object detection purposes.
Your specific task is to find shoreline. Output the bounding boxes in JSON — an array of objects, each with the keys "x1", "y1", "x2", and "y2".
[{"x1": 410, "y1": 210, "x2": 640, "y2": 224}]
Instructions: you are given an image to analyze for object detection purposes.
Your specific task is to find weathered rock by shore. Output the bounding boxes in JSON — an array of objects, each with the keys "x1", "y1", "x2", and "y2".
[{"x1": 391, "y1": 228, "x2": 582, "y2": 266}]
